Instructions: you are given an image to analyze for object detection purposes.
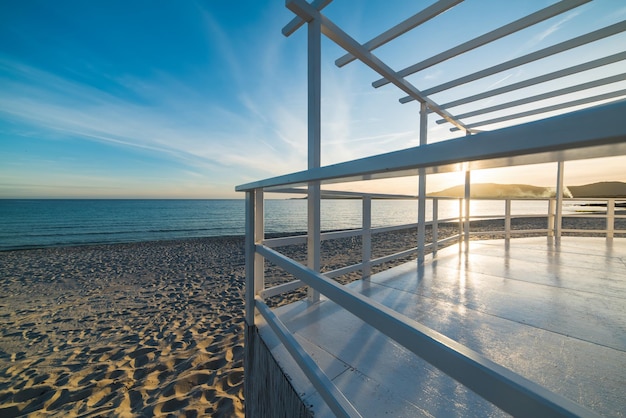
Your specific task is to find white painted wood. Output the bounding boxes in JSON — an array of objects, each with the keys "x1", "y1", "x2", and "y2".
[
  {"x1": 450, "y1": 90, "x2": 626, "y2": 131},
  {"x1": 308, "y1": 17, "x2": 322, "y2": 303},
  {"x1": 254, "y1": 189, "x2": 265, "y2": 296},
  {"x1": 432, "y1": 198, "x2": 439, "y2": 256},
  {"x1": 419, "y1": 51, "x2": 626, "y2": 108},
  {"x1": 437, "y1": 73, "x2": 626, "y2": 124},
  {"x1": 418, "y1": 102, "x2": 428, "y2": 264},
  {"x1": 555, "y1": 161, "x2": 565, "y2": 242},
  {"x1": 419, "y1": 21, "x2": 626, "y2": 97},
  {"x1": 374, "y1": 0, "x2": 590, "y2": 88},
  {"x1": 464, "y1": 170, "x2": 470, "y2": 243},
  {"x1": 548, "y1": 198, "x2": 556, "y2": 238},
  {"x1": 607, "y1": 198, "x2": 615, "y2": 239},
  {"x1": 257, "y1": 242, "x2": 602, "y2": 417},
  {"x1": 282, "y1": 0, "x2": 332, "y2": 37},
  {"x1": 245, "y1": 191, "x2": 256, "y2": 325},
  {"x1": 260, "y1": 237, "x2": 622, "y2": 416},
  {"x1": 246, "y1": 2, "x2": 626, "y2": 414},
  {"x1": 255, "y1": 297, "x2": 362, "y2": 417},
  {"x1": 236, "y1": 100, "x2": 626, "y2": 192},
  {"x1": 285, "y1": 0, "x2": 470, "y2": 132},
  {"x1": 260, "y1": 279, "x2": 305, "y2": 299},
  {"x1": 335, "y1": 0, "x2": 462, "y2": 67},
  {"x1": 505, "y1": 199, "x2": 511, "y2": 241},
  {"x1": 362, "y1": 197, "x2": 372, "y2": 278}
]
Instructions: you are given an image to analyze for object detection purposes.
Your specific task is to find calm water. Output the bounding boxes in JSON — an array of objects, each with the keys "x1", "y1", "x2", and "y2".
[{"x1": 0, "y1": 199, "x2": 582, "y2": 251}]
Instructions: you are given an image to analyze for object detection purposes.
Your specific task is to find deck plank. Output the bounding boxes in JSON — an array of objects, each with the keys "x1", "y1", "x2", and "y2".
[{"x1": 257, "y1": 237, "x2": 626, "y2": 417}]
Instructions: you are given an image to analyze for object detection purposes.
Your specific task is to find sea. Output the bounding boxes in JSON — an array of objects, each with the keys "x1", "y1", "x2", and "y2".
[{"x1": 0, "y1": 199, "x2": 589, "y2": 251}]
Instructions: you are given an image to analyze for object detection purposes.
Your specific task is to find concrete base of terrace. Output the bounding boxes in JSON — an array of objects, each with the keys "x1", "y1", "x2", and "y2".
[{"x1": 247, "y1": 237, "x2": 626, "y2": 417}]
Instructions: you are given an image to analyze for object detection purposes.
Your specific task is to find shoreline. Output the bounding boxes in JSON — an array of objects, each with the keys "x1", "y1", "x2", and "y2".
[
  {"x1": 1, "y1": 218, "x2": 624, "y2": 417},
  {"x1": 3, "y1": 210, "x2": 625, "y2": 253}
]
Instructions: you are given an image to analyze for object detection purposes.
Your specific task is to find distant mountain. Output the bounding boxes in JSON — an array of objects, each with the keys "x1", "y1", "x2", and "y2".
[
  {"x1": 428, "y1": 183, "x2": 554, "y2": 198},
  {"x1": 429, "y1": 181, "x2": 626, "y2": 198},
  {"x1": 568, "y1": 181, "x2": 626, "y2": 198}
]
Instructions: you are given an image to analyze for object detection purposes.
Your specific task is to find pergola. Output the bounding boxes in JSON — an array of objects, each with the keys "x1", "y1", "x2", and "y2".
[{"x1": 237, "y1": 1, "x2": 626, "y2": 416}]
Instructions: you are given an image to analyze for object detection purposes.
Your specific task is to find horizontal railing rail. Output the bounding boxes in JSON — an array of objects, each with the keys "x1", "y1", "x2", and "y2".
[
  {"x1": 254, "y1": 295, "x2": 361, "y2": 418},
  {"x1": 258, "y1": 196, "x2": 625, "y2": 301}
]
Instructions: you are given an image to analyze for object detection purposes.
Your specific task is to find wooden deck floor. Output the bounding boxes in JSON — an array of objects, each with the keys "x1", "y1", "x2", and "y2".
[{"x1": 256, "y1": 237, "x2": 626, "y2": 417}]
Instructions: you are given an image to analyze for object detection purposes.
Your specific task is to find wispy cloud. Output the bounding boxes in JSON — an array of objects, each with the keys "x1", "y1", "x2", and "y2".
[
  {"x1": 0, "y1": 52, "x2": 312, "y2": 181},
  {"x1": 517, "y1": 11, "x2": 580, "y2": 53},
  {"x1": 423, "y1": 70, "x2": 443, "y2": 81}
]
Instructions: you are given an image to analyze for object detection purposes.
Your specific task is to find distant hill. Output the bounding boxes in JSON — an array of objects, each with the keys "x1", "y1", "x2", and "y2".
[
  {"x1": 429, "y1": 181, "x2": 626, "y2": 198},
  {"x1": 568, "y1": 181, "x2": 626, "y2": 198},
  {"x1": 428, "y1": 183, "x2": 554, "y2": 198}
]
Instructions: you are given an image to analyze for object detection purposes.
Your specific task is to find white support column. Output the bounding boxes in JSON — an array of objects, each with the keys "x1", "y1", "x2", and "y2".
[
  {"x1": 606, "y1": 198, "x2": 615, "y2": 239},
  {"x1": 254, "y1": 190, "x2": 265, "y2": 298},
  {"x1": 362, "y1": 196, "x2": 372, "y2": 278},
  {"x1": 464, "y1": 170, "x2": 471, "y2": 246},
  {"x1": 458, "y1": 199, "x2": 464, "y2": 244},
  {"x1": 463, "y1": 131, "x2": 471, "y2": 247},
  {"x1": 417, "y1": 102, "x2": 428, "y2": 264},
  {"x1": 432, "y1": 198, "x2": 439, "y2": 257},
  {"x1": 307, "y1": 18, "x2": 322, "y2": 303},
  {"x1": 245, "y1": 190, "x2": 256, "y2": 325},
  {"x1": 555, "y1": 161, "x2": 565, "y2": 244},
  {"x1": 505, "y1": 199, "x2": 511, "y2": 242},
  {"x1": 548, "y1": 198, "x2": 556, "y2": 239}
]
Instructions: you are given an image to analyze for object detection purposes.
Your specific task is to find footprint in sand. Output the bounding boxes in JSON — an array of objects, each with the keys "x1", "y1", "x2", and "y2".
[{"x1": 154, "y1": 396, "x2": 189, "y2": 414}]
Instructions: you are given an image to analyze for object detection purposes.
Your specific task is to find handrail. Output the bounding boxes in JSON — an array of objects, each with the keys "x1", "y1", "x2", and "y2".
[
  {"x1": 255, "y1": 296, "x2": 361, "y2": 418},
  {"x1": 259, "y1": 196, "x2": 625, "y2": 301}
]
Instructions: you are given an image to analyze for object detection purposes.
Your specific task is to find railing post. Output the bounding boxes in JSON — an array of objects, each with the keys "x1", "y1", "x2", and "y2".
[
  {"x1": 245, "y1": 190, "x2": 257, "y2": 326},
  {"x1": 458, "y1": 198, "x2": 464, "y2": 244},
  {"x1": 548, "y1": 198, "x2": 556, "y2": 238},
  {"x1": 505, "y1": 199, "x2": 511, "y2": 242},
  {"x1": 362, "y1": 196, "x2": 372, "y2": 278},
  {"x1": 464, "y1": 170, "x2": 471, "y2": 247},
  {"x1": 254, "y1": 190, "x2": 265, "y2": 298},
  {"x1": 463, "y1": 130, "x2": 472, "y2": 247},
  {"x1": 417, "y1": 102, "x2": 428, "y2": 264},
  {"x1": 432, "y1": 198, "x2": 439, "y2": 257},
  {"x1": 307, "y1": 17, "x2": 321, "y2": 303},
  {"x1": 607, "y1": 198, "x2": 615, "y2": 239},
  {"x1": 555, "y1": 161, "x2": 565, "y2": 243}
]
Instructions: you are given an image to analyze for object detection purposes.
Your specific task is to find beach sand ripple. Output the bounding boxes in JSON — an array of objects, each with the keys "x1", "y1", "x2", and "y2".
[{"x1": 0, "y1": 238, "x2": 246, "y2": 417}]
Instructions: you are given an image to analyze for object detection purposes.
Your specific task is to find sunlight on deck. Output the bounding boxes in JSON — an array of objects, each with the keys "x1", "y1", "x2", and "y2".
[{"x1": 257, "y1": 237, "x2": 626, "y2": 417}]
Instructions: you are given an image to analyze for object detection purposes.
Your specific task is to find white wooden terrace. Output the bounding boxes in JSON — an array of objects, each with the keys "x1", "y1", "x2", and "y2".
[
  {"x1": 237, "y1": 1, "x2": 626, "y2": 417},
  {"x1": 258, "y1": 236, "x2": 626, "y2": 417}
]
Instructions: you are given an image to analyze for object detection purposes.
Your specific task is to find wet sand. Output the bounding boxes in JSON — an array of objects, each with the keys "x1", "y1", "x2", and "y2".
[{"x1": 0, "y1": 216, "x2": 622, "y2": 417}]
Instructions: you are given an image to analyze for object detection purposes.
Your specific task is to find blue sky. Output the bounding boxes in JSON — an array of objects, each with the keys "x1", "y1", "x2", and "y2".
[{"x1": 1, "y1": 0, "x2": 625, "y2": 198}]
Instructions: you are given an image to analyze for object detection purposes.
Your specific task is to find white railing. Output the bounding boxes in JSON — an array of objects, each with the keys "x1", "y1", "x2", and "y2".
[
  {"x1": 245, "y1": 192, "x2": 622, "y2": 417},
  {"x1": 241, "y1": 1, "x2": 626, "y2": 414},
  {"x1": 258, "y1": 196, "x2": 625, "y2": 300}
]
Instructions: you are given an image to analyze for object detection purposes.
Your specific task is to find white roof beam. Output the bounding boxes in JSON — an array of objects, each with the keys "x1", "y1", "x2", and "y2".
[
  {"x1": 437, "y1": 73, "x2": 626, "y2": 123},
  {"x1": 415, "y1": 21, "x2": 626, "y2": 98},
  {"x1": 285, "y1": 0, "x2": 471, "y2": 132},
  {"x1": 419, "y1": 51, "x2": 626, "y2": 108},
  {"x1": 282, "y1": 0, "x2": 333, "y2": 37},
  {"x1": 372, "y1": 0, "x2": 591, "y2": 89},
  {"x1": 236, "y1": 100, "x2": 626, "y2": 192},
  {"x1": 335, "y1": 0, "x2": 463, "y2": 68},
  {"x1": 449, "y1": 89, "x2": 626, "y2": 131}
]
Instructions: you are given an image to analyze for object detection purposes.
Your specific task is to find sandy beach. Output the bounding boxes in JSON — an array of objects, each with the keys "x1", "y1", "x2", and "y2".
[{"x1": 1, "y1": 216, "x2": 623, "y2": 417}]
